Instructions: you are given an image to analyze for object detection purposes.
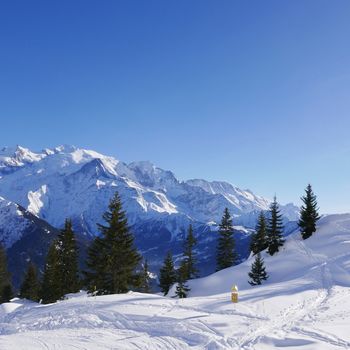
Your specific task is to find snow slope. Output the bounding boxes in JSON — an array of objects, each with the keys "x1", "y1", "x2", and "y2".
[{"x1": 1, "y1": 214, "x2": 350, "y2": 349}]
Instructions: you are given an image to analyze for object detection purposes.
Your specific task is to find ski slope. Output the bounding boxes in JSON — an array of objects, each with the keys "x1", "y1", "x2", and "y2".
[{"x1": 1, "y1": 214, "x2": 350, "y2": 349}]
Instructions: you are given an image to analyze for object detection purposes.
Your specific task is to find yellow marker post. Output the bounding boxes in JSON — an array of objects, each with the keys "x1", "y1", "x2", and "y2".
[{"x1": 231, "y1": 285, "x2": 238, "y2": 303}]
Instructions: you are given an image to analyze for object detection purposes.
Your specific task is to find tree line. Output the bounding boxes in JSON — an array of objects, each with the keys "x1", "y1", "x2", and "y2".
[
  {"x1": 0, "y1": 184, "x2": 319, "y2": 303},
  {"x1": 248, "y1": 184, "x2": 320, "y2": 285}
]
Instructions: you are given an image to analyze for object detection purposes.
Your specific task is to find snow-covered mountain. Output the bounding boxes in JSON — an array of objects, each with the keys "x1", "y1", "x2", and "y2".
[
  {"x1": 0, "y1": 145, "x2": 299, "y2": 277},
  {"x1": 1, "y1": 214, "x2": 350, "y2": 349},
  {"x1": 0, "y1": 145, "x2": 298, "y2": 233},
  {"x1": 0, "y1": 196, "x2": 62, "y2": 286}
]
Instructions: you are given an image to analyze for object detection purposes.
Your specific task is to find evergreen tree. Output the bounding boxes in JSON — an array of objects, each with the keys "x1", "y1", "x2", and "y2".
[
  {"x1": 84, "y1": 236, "x2": 106, "y2": 295},
  {"x1": 0, "y1": 243, "x2": 13, "y2": 303},
  {"x1": 181, "y1": 224, "x2": 198, "y2": 280},
  {"x1": 57, "y1": 219, "x2": 80, "y2": 295},
  {"x1": 1, "y1": 285, "x2": 13, "y2": 302},
  {"x1": 248, "y1": 253, "x2": 269, "y2": 286},
  {"x1": 175, "y1": 263, "x2": 190, "y2": 298},
  {"x1": 40, "y1": 240, "x2": 63, "y2": 303},
  {"x1": 250, "y1": 211, "x2": 268, "y2": 255},
  {"x1": 267, "y1": 197, "x2": 285, "y2": 256},
  {"x1": 298, "y1": 184, "x2": 320, "y2": 240},
  {"x1": 216, "y1": 208, "x2": 236, "y2": 271},
  {"x1": 139, "y1": 259, "x2": 151, "y2": 293},
  {"x1": 85, "y1": 192, "x2": 141, "y2": 295},
  {"x1": 159, "y1": 251, "x2": 177, "y2": 296},
  {"x1": 40, "y1": 219, "x2": 80, "y2": 304},
  {"x1": 20, "y1": 262, "x2": 40, "y2": 301}
]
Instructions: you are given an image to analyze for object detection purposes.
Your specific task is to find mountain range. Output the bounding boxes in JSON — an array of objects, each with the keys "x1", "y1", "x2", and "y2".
[{"x1": 0, "y1": 145, "x2": 300, "y2": 283}]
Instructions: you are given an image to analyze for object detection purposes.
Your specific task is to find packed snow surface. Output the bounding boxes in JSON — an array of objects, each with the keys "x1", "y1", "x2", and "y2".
[{"x1": 1, "y1": 214, "x2": 350, "y2": 349}]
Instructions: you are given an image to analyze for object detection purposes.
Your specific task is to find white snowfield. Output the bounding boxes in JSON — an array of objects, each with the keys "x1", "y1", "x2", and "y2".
[{"x1": 1, "y1": 214, "x2": 350, "y2": 349}]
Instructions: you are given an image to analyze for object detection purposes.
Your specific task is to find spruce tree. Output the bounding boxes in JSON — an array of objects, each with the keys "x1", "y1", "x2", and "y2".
[
  {"x1": 139, "y1": 259, "x2": 151, "y2": 293},
  {"x1": 159, "y1": 251, "x2": 177, "y2": 296},
  {"x1": 216, "y1": 208, "x2": 236, "y2": 271},
  {"x1": 1, "y1": 285, "x2": 13, "y2": 303},
  {"x1": 250, "y1": 211, "x2": 268, "y2": 255},
  {"x1": 20, "y1": 262, "x2": 40, "y2": 301},
  {"x1": 40, "y1": 240, "x2": 63, "y2": 303},
  {"x1": 85, "y1": 192, "x2": 141, "y2": 295},
  {"x1": 57, "y1": 219, "x2": 80, "y2": 295},
  {"x1": 84, "y1": 236, "x2": 106, "y2": 295},
  {"x1": 175, "y1": 263, "x2": 190, "y2": 298},
  {"x1": 267, "y1": 197, "x2": 285, "y2": 256},
  {"x1": 298, "y1": 184, "x2": 320, "y2": 240},
  {"x1": 0, "y1": 243, "x2": 13, "y2": 303},
  {"x1": 181, "y1": 224, "x2": 198, "y2": 280},
  {"x1": 248, "y1": 253, "x2": 268, "y2": 286}
]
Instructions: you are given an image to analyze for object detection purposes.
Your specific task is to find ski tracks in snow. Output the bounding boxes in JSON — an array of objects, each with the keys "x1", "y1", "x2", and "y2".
[{"x1": 237, "y1": 238, "x2": 350, "y2": 349}]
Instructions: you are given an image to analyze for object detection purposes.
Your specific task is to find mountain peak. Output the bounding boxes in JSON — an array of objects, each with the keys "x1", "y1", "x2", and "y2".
[
  {"x1": 53, "y1": 144, "x2": 78, "y2": 153},
  {"x1": 129, "y1": 160, "x2": 156, "y2": 172},
  {"x1": 0, "y1": 145, "x2": 45, "y2": 167}
]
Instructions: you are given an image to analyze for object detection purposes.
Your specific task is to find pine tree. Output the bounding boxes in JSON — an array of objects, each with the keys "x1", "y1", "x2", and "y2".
[
  {"x1": 139, "y1": 259, "x2": 151, "y2": 293},
  {"x1": 298, "y1": 184, "x2": 320, "y2": 240},
  {"x1": 20, "y1": 262, "x2": 40, "y2": 301},
  {"x1": 1, "y1": 285, "x2": 13, "y2": 302},
  {"x1": 250, "y1": 211, "x2": 268, "y2": 255},
  {"x1": 181, "y1": 224, "x2": 198, "y2": 280},
  {"x1": 84, "y1": 236, "x2": 106, "y2": 295},
  {"x1": 216, "y1": 208, "x2": 236, "y2": 271},
  {"x1": 40, "y1": 240, "x2": 63, "y2": 303},
  {"x1": 159, "y1": 251, "x2": 177, "y2": 296},
  {"x1": 248, "y1": 253, "x2": 268, "y2": 286},
  {"x1": 85, "y1": 192, "x2": 141, "y2": 295},
  {"x1": 267, "y1": 197, "x2": 285, "y2": 256},
  {"x1": 57, "y1": 219, "x2": 80, "y2": 295},
  {"x1": 40, "y1": 219, "x2": 80, "y2": 304},
  {"x1": 0, "y1": 243, "x2": 13, "y2": 303},
  {"x1": 175, "y1": 263, "x2": 190, "y2": 298}
]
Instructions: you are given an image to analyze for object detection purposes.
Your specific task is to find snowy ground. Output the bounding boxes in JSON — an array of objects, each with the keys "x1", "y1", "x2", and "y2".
[{"x1": 1, "y1": 214, "x2": 350, "y2": 349}]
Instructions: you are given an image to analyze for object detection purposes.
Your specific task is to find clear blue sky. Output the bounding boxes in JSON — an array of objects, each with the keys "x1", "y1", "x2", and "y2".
[{"x1": 1, "y1": 0, "x2": 350, "y2": 213}]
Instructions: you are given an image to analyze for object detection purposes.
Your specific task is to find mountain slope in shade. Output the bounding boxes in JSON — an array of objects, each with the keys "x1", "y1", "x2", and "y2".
[{"x1": 0, "y1": 196, "x2": 61, "y2": 287}]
